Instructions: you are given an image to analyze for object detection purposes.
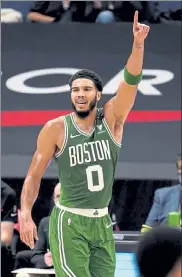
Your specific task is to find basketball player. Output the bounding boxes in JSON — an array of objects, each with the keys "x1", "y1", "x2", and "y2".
[{"x1": 20, "y1": 11, "x2": 150, "y2": 277}]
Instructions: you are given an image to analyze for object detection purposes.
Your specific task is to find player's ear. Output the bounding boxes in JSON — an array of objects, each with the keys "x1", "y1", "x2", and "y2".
[{"x1": 97, "y1": 91, "x2": 101, "y2": 102}]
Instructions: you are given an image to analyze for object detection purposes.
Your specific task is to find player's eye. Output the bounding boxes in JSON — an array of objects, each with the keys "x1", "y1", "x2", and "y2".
[{"x1": 72, "y1": 88, "x2": 79, "y2": 92}]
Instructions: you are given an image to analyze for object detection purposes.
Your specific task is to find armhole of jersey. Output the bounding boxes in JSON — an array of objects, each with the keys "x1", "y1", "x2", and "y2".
[
  {"x1": 55, "y1": 117, "x2": 68, "y2": 158},
  {"x1": 102, "y1": 118, "x2": 122, "y2": 148}
]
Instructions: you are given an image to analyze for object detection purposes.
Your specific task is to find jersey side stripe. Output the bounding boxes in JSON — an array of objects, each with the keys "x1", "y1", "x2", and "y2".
[{"x1": 58, "y1": 209, "x2": 77, "y2": 277}]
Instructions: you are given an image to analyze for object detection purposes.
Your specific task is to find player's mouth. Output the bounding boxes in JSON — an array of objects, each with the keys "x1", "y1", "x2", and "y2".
[{"x1": 76, "y1": 100, "x2": 87, "y2": 107}]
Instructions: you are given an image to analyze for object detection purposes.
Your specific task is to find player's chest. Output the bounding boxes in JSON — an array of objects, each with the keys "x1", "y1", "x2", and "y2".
[{"x1": 67, "y1": 137, "x2": 111, "y2": 167}]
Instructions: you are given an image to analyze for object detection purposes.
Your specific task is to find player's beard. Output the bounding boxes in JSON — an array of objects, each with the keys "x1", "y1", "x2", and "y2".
[{"x1": 72, "y1": 96, "x2": 97, "y2": 118}]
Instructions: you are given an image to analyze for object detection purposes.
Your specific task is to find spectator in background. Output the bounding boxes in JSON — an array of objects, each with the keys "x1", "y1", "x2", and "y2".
[
  {"x1": 27, "y1": 1, "x2": 71, "y2": 23},
  {"x1": 137, "y1": 227, "x2": 182, "y2": 277},
  {"x1": 2, "y1": 1, "x2": 182, "y2": 23},
  {"x1": 83, "y1": 1, "x2": 121, "y2": 24},
  {"x1": 144, "y1": 154, "x2": 181, "y2": 227},
  {"x1": 86, "y1": 1, "x2": 162, "y2": 24},
  {"x1": 31, "y1": 182, "x2": 61, "y2": 269},
  {"x1": 94, "y1": 1, "x2": 116, "y2": 24},
  {"x1": 1, "y1": 181, "x2": 17, "y2": 277},
  {"x1": 27, "y1": 1, "x2": 87, "y2": 23},
  {"x1": 14, "y1": 183, "x2": 61, "y2": 270},
  {"x1": 27, "y1": 1, "x2": 115, "y2": 24}
]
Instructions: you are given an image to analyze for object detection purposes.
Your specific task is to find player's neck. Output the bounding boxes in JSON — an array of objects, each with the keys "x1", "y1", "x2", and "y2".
[{"x1": 73, "y1": 108, "x2": 97, "y2": 129}]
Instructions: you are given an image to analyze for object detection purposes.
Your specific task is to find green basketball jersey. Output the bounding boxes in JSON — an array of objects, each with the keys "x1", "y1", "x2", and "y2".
[{"x1": 55, "y1": 109, "x2": 121, "y2": 209}]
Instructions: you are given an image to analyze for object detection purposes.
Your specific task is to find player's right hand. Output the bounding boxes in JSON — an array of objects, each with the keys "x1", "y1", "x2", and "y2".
[
  {"x1": 133, "y1": 11, "x2": 150, "y2": 44},
  {"x1": 20, "y1": 211, "x2": 38, "y2": 249}
]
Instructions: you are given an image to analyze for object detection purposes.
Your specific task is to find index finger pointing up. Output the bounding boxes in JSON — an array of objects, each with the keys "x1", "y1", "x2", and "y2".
[{"x1": 133, "y1": 11, "x2": 139, "y2": 27}]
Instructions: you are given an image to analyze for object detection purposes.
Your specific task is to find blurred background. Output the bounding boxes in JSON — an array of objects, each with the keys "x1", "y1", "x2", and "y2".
[{"x1": 1, "y1": 1, "x2": 181, "y2": 277}]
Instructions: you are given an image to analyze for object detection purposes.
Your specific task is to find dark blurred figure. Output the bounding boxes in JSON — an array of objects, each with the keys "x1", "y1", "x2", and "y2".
[
  {"x1": 70, "y1": 1, "x2": 87, "y2": 22},
  {"x1": 158, "y1": 1, "x2": 182, "y2": 21},
  {"x1": 14, "y1": 183, "x2": 61, "y2": 270},
  {"x1": 1, "y1": 181, "x2": 17, "y2": 277},
  {"x1": 145, "y1": 154, "x2": 182, "y2": 227},
  {"x1": 137, "y1": 227, "x2": 182, "y2": 277},
  {"x1": 111, "y1": 1, "x2": 153, "y2": 22}
]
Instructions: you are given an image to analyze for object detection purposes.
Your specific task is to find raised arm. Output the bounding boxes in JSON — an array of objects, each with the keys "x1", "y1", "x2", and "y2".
[
  {"x1": 20, "y1": 120, "x2": 62, "y2": 249},
  {"x1": 105, "y1": 11, "x2": 150, "y2": 127}
]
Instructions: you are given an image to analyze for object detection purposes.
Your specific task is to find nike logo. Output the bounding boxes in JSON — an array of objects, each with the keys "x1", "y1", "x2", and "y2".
[
  {"x1": 106, "y1": 222, "x2": 116, "y2": 228},
  {"x1": 98, "y1": 130, "x2": 106, "y2": 134},
  {"x1": 70, "y1": 134, "x2": 81, "y2": 138},
  {"x1": 11, "y1": 213, "x2": 17, "y2": 217}
]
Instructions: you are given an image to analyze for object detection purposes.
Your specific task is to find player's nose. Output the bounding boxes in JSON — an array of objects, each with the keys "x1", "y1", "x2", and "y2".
[{"x1": 77, "y1": 90, "x2": 86, "y2": 97}]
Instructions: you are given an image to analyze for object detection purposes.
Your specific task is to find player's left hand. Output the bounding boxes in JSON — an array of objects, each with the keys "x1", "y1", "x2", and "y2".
[
  {"x1": 133, "y1": 11, "x2": 150, "y2": 44},
  {"x1": 44, "y1": 252, "x2": 53, "y2": 267}
]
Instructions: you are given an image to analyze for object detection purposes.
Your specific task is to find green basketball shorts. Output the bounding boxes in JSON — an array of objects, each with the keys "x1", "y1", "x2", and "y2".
[{"x1": 49, "y1": 206, "x2": 116, "y2": 277}]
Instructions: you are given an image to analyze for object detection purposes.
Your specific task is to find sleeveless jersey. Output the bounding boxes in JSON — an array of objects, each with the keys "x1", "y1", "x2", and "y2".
[{"x1": 55, "y1": 109, "x2": 121, "y2": 209}]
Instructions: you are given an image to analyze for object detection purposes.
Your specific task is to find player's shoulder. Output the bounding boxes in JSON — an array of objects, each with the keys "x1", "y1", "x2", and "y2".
[
  {"x1": 43, "y1": 116, "x2": 65, "y2": 132},
  {"x1": 103, "y1": 96, "x2": 120, "y2": 123}
]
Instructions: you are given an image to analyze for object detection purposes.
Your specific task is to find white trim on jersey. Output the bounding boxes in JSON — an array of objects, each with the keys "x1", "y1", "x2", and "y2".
[
  {"x1": 102, "y1": 119, "x2": 122, "y2": 148},
  {"x1": 71, "y1": 113, "x2": 95, "y2": 137},
  {"x1": 55, "y1": 117, "x2": 68, "y2": 158}
]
